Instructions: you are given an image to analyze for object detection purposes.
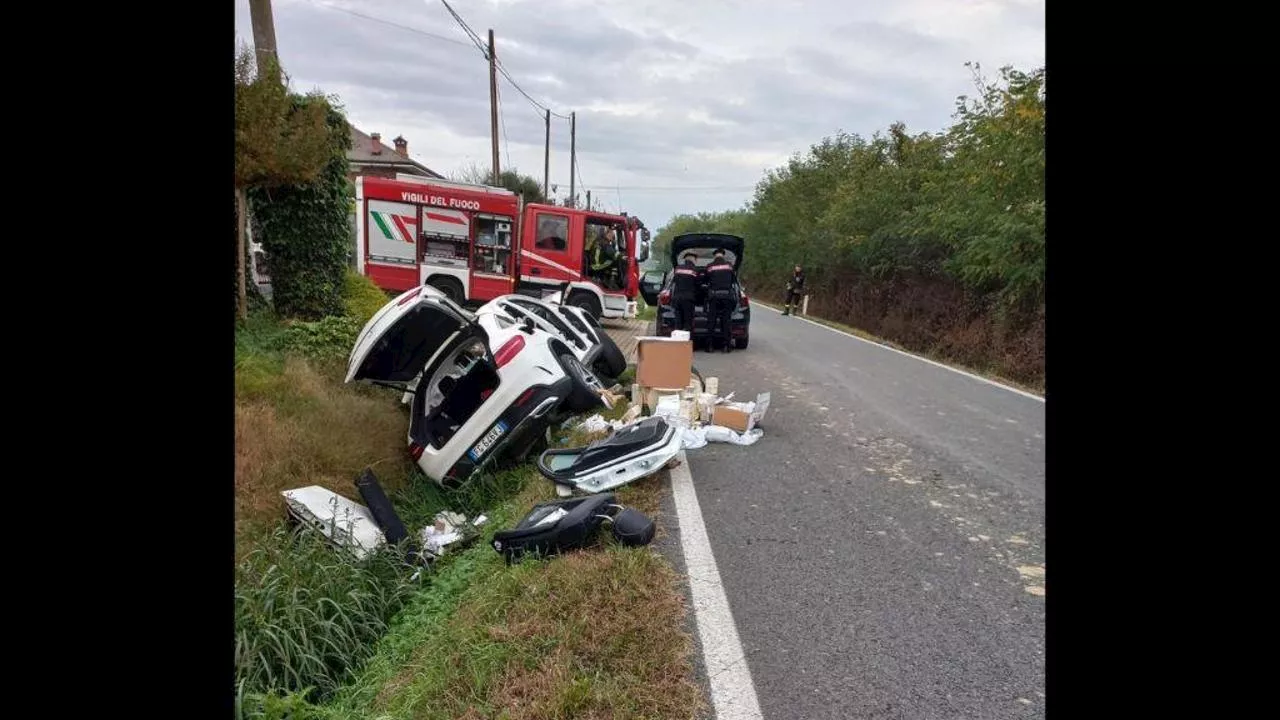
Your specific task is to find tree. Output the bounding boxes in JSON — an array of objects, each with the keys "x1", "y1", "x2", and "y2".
[
  {"x1": 233, "y1": 44, "x2": 332, "y2": 320},
  {"x1": 451, "y1": 162, "x2": 546, "y2": 203}
]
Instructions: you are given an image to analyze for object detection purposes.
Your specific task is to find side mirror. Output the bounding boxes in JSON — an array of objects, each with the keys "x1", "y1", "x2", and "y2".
[
  {"x1": 521, "y1": 316, "x2": 536, "y2": 335},
  {"x1": 638, "y1": 240, "x2": 651, "y2": 263}
]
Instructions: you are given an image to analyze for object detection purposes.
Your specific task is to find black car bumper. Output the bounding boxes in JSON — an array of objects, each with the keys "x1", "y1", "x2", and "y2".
[{"x1": 655, "y1": 303, "x2": 751, "y2": 339}]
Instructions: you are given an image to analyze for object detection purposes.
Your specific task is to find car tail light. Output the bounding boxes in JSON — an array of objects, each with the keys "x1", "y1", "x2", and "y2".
[
  {"x1": 658, "y1": 290, "x2": 671, "y2": 305},
  {"x1": 739, "y1": 292, "x2": 750, "y2": 308},
  {"x1": 397, "y1": 287, "x2": 423, "y2": 306},
  {"x1": 494, "y1": 334, "x2": 526, "y2": 368},
  {"x1": 515, "y1": 388, "x2": 535, "y2": 407},
  {"x1": 409, "y1": 442, "x2": 425, "y2": 460}
]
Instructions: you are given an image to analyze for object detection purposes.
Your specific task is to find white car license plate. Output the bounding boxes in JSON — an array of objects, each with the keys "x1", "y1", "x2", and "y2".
[{"x1": 469, "y1": 420, "x2": 509, "y2": 462}]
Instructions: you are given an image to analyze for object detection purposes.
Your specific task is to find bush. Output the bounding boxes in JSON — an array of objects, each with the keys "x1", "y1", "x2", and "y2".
[
  {"x1": 342, "y1": 271, "x2": 390, "y2": 325},
  {"x1": 249, "y1": 97, "x2": 353, "y2": 320},
  {"x1": 280, "y1": 315, "x2": 362, "y2": 360},
  {"x1": 235, "y1": 524, "x2": 420, "y2": 702}
]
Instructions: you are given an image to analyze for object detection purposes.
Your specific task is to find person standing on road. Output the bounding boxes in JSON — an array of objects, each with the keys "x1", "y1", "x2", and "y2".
[
  {"x1": 671, "y1": 251, "x2": 700, "y2": 334},
  {"x1": 706, "y1": 247, "x2": 739, "y2": 353},
  {"x1": 783, "y1": 263, "x2": 806, "y2": 316}
]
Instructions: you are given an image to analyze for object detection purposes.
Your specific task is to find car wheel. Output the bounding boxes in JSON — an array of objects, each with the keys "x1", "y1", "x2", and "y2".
[
  {"x1": 592, "y1": 333, "x2": 628, "y2": 381},
  {"x1": 559, "y1": 353, "x2": 606, "y2": 412},
  {"x1": 567, "y1": 292, "x2": 603, "y2": 320},
  {"x1": 427, "y1": 276, "x2": 465, "y2": 304},
  {"x1": 734, "y1": 336, "x2": 749, "y2": 349}
]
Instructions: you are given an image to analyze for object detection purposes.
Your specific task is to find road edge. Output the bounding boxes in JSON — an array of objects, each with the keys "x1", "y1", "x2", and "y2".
[
  {"x1": 752, "y1": 300, "x2": 1045, "y2": 402},
  {"x1": 668, "y1": 450, "x2": 765, "y2": 720}
]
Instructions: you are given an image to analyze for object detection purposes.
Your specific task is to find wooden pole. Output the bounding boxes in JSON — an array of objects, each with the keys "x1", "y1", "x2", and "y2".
[
  {"x1": 248, "y1": 0, "x2": 280, "y2": 83},
  {"x1": 488, "y1": 29, "x2": 500, "y2": 184},
  {"x1": 569, "y1": 111, "x2": 576, "y2": 208},
  {"x1": 236, "y1": 188, "x2": 249, "y2": 320},
  {"x1": 543, "y1": 109, "x2": 550, "y2": 202}
]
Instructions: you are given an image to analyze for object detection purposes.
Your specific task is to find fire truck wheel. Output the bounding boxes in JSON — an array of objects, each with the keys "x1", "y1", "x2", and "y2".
[
  {"x1": 566, "y1": 292, "x2": 602, "y2": 320},
  {"x1": 427, "y1": 277, "x2": 464, "y2": 304}
]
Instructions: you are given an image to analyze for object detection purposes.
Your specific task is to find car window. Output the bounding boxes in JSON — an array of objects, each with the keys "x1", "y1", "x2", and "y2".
[
  {"x1": 534, "y1": 213, "x2": 569, "y2": 253},
  {"x1": 510, "y1": 299, "x2": 579, "y2": 340}
]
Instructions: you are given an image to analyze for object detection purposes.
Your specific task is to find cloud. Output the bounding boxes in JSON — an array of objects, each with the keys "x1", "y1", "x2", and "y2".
[{"x1": 236, "y1": 0, "x2": 1044, "y2": 227}]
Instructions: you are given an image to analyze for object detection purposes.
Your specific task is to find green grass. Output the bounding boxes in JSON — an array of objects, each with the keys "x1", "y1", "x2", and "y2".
[{"x1": 754, "y1": 298, "x2": 1046, "y2": 395}]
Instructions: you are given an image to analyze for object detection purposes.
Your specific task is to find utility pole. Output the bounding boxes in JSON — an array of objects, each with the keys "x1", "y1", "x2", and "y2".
[
  {"x1": 569, "y1": 111, "x2": 576, "y2": 208},
  {"x1": 248, "y1": 0, "x2": 280, "y2": 82},
  {"x1": 586, "y1": 190, "x2": 591, "y2": 211},
  {"x1": 543, "y1": 109, "x2": 550, "y2": 202},
  {"x1": 488, "y1": 29, "x2": 500, "y2": 185}
]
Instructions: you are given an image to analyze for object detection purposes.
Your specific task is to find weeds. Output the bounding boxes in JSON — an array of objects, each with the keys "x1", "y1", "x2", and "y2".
[
  {"x1": 235, "y1": 525, "x2": 421, "y2": 702},
  {"x1": 281, "y1": 315, "x2": 363, "y2": 360}
]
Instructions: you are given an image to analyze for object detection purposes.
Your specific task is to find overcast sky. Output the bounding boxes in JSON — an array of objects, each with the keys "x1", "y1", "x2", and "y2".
[{"x1": 234, "y1": 0, "x2": 1044, "y2": 229}]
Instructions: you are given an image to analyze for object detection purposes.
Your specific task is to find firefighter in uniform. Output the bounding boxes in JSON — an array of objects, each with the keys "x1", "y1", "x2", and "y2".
[
  {"x1": 783, "y1": 264, "x2": 805, "y2": 316},
  {"x1": 671, "y1": 252, "x2": 700, "y2": 333},
  {"x1": 706, "y1": 247, "x2": 738, "y2": 352}
]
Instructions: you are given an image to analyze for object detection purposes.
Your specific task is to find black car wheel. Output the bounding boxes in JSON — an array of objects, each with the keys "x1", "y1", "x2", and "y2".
[
  {"x1": 735, "y1": 336, "x2": 749, "y2": 349},
  {"x1": 592, "y1": 333, "x2": 628, "y2": 381},
  {"x1": 560, "y1": 353, "x2": 606, "y2": 412}
]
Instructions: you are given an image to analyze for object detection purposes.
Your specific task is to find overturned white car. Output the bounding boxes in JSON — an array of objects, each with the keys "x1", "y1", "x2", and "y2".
[{"x1": 346, "y1": 286, "x2": 606, "y2": 489}]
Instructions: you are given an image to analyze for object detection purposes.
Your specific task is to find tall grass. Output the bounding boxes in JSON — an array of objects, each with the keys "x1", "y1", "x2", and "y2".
[{"x1": 235, "y1": 525, "x2": 420, "y2": 702}]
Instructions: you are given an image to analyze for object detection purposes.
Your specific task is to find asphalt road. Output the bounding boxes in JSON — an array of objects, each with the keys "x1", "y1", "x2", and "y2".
[{"x1": 679, "y1": 304, "x2": 1045, "y2": 720}]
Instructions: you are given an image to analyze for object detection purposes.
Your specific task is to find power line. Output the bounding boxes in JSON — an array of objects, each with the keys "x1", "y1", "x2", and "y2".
[
  {"x1": 497, "y1": 79, "x2": 511, "y2": 171},
  {"x1": 306, "y1": 0, "x2": 472, "y2": 47},
  {"x1": 574, "y1": 154, "x2": 587, "y2": 197},
  {"x1": 548, "y1": 184, "x2": 757, "y2": 192},
  {"x1": 437, "y1": 0, "x2": 572, "y2": 120},
  {"x1": 496, "y1": 58, "x2": 572, "y2": 120},
  {"x1": 437, "y1": 0, "x2": 488, "y2": 55}
]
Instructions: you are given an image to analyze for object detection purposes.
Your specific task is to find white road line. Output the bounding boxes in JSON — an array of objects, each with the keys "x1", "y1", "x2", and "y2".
[
  {"x1": 669, "y1": 451, "x2": 764, "y2": 720},
  {"x1": 753, "y1": 301, "x2": 1045, "y2": 403}
]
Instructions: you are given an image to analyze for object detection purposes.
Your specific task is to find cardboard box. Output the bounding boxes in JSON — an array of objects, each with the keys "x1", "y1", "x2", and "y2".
[
  {"x1": 635, "y1": 336, "x2": 693, "y2": 390},
  {"x1": 711, "y1": 392, "x2": 772, "y2": 433},
  {"x1": 641, "y1": 385, "x2": 686, "y2": 414}
]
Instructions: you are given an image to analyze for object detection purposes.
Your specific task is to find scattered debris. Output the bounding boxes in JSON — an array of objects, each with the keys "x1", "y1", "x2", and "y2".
[
  {"x1": 420, "y1": 511, "x2": 487, "y2": 560},
  {"x1": 538, "y1": 417, "x2": 684, "y2": 493},
  {"x1": 281, "y1": 486, "x2": 386, "y2": 561},
  {"x1": 493, "y1": 493, "x2": 656, "y2": 563},
  {"x1": 711, "y1": 392, "x2": 771, "y2": 433}
]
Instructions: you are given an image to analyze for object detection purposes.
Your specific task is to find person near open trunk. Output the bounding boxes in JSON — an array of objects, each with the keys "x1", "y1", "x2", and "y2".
[
  {"x1": 783, "y1": 264, "x2": 805, "y2": 316},
  {"x1": 671, "y1": 252, "x2": 701, "y2": 333},
  {"x1": 706, "y1": 248, "x2": 738, "y2": 352}
]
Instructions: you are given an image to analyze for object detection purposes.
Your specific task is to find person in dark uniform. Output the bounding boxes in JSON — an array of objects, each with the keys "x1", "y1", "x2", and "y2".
[
  {"x1": 671, "y1": 251, "x2": 700, "y2": 333},
  {"x1": 783, "y1": 263, "x2": 805, "y2": 316},
  {"x1": 705, "y1": 247, "x2": 738, "y2": 352}
]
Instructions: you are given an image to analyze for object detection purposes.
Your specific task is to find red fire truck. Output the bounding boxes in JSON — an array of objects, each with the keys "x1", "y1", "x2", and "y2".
[{"x1": 355, "y1": 174, "x2": 651, "y2": 319}]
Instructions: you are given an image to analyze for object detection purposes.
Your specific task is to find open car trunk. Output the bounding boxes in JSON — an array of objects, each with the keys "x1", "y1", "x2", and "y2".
[{"x1": 669, "y1": 233, "x2": 744, "y2": 271}]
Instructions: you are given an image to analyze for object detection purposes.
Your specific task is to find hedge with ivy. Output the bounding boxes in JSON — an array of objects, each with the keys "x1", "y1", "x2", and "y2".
[{"x1": 249, "y1": 97, "x2": 353, "y2": 320}]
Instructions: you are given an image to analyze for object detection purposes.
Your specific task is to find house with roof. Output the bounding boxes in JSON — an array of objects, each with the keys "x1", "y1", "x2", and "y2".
[{"x1": 346, "y1": 126, "x2": 443, "y2": 183}]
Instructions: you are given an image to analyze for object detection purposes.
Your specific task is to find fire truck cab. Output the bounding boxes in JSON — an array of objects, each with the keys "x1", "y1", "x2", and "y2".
[
  {"x1": 516, "y1": 203, "x2": 651, "y2": 319},
  {"x1": 354, "y1": 174, "x2": 650, "y2": 320}
]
